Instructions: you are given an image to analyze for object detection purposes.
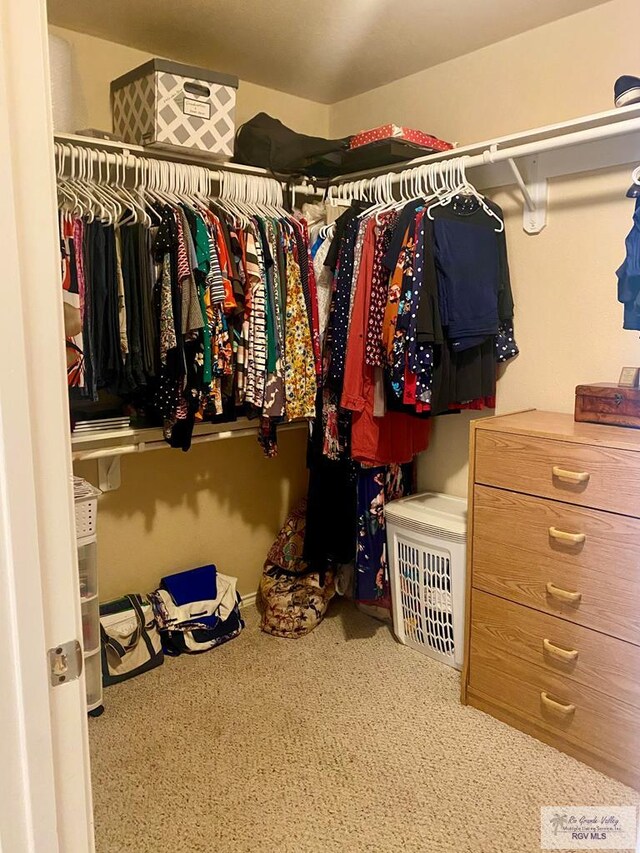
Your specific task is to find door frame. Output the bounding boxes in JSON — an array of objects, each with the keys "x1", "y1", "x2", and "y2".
[{"x1": 0, "y1": 0, "x2": 94, "y2": 850}]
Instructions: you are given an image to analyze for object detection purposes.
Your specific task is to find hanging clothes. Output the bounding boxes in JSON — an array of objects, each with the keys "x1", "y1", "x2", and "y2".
[
  {"x1": 303, "y1": 184, "x2": 519, "y2": 609},
  {"x1": 59, "y1": 186, "x2": 320, "y2": 456},
  {"x1": 617, "y1": 197, "x2": 640, "y2": 330},
  {"x1": 355, "y1": 463, "x2": 410, "y2": 603}
]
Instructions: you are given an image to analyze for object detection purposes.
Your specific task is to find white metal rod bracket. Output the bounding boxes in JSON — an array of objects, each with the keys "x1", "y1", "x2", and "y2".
[
  {"x1": 506, "y1": 156, "x2": 548, "y2": 233},
  {"x1": 98, "y1": 455, "x2": 121, "y2": 492}
]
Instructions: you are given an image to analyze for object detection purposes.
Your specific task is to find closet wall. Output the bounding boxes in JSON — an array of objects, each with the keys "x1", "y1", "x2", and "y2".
[
  {"x1": 48, "y1": 25, "x2": 330, "y2": 137},
  {"x1": 60, "y1": 0, "x2": 638, "y2": 599},
  {"x1": 54, "y1": 24, "x2": 326, "y2": 600},
  {"x1": 328, "y1": 0, "x2": 640, "y2": 496}
]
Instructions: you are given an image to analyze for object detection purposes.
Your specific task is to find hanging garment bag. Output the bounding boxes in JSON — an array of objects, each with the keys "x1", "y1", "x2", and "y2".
[{"x1": 99, "y1": 594, "x2": 164, "y2": 686}]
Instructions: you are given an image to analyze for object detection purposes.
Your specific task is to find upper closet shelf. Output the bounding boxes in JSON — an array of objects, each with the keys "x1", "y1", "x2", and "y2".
[
  {"x1": 55, "y1": 131, "x2": 275, "y2": 175},
  {"x1": 56, "y1": 102, "x2": 640, "y2": 234},
  {"x1": 53, "y1": 131, "x2": 321, "y2": 197},
  {"x1": 328, "y1": 103, "x2": 640, "y2": 234}
]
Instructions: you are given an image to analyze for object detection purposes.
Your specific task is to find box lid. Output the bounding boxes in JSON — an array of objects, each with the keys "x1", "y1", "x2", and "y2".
[
  {"x1": 111, "y1": 59, "x2": 239, "y2": 93},
  {"x1": 385, "y1": 491, "x2": 467, "y2": 535},
  {"x1": 576, "y1": 383, "x2": 640, "y2": 398}
]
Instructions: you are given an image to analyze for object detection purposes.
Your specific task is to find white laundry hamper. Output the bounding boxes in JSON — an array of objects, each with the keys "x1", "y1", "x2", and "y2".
[{"x1": 386, "y1": 492, "x2": 467, "y2": 669}]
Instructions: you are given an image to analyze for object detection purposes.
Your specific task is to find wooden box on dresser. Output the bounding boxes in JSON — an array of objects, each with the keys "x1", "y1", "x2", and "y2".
[{"x1": 461, "y1": 410, "x2": 640, "y2": 790}]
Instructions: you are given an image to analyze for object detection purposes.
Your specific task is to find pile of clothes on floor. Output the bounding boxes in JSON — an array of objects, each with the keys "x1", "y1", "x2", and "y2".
[
  {"x1": 149, "y1": 564, "x2": 244, "y2": 655},
  {"x1": 99, "y1": 563, "x2": 244, "y2": 688},
  {"x1": 258, "y1": 500, "x2": 336, "y2": 639}
]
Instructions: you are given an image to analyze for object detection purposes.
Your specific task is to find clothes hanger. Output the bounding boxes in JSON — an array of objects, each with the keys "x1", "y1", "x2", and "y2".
[
  {"x1": 371, "y1": 172, "x2": 396, "y2": 222},
  {"x1": 139, "y1": 160, "x2": 164, "y2": 224},
  {"x1": 83, "y1": 149, "x2": 123, "y2": 225},
  {"x1": 74, "y1": 148, "x2": 106, "y2": 222},
  {"x1": 56, "y1": 144, "x2": 79, "y2": 213},
  {"x1": 457, "y1": 158, "x2": 504, "y2": 231},
  {"x1": 226, "y1": 173, "x2": 253, "y2": 228},
  {"x1": 190, "y1": 164, "x2": 212, "y2": 214},
  {"x1": 249, "y1": 174, "x2": 272, "y2": 219},
  {"x1": 213, "y1": 171, "x2": 240, "y2": 223},
  {"x1": 63, "y1": 146, "x2": 91, "y2": 219},
  {"x1": 149, "y1": 159, "x2": 178, "y2": 208},
  {"x1": 133, "y1": 158, "x2": 153, "y2": 227},
  {"x1": 427, "y1": 157, "x2": 504, "y2": 232},
  {"x1": 116, "y1": 153, "x2": 150, "y2": 226},
  {"x1": 93, "y1": 151, "x2": 125, "y2": 225},
  {"x1": 358, "y1": 174, "x2": 385, "y2": 219}
]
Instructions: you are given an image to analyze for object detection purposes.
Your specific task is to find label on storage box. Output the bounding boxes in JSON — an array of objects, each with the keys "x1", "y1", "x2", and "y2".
[{"x1": 183, "y1": 98, "x2": 211, "y2": 120}]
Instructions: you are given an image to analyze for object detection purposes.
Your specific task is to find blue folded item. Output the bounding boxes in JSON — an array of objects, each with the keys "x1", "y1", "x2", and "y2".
[{"x1": 160, "y1": 564, "x2": 217, "y2": 606}]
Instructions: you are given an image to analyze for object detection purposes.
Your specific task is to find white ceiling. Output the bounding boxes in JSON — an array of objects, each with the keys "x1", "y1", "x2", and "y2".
[{"x1": 47, "y1": 0, "x2": 611, "y2": 104}]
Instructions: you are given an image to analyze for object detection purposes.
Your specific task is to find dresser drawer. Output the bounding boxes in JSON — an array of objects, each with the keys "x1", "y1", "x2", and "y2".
[
  {"x1": 473, "y1": 486, "x2": 640, "y2": 645},
  {"x1": 471, "y1": 590, "x2": 640, "y2": 710},
  {"x1": 474, "y1": 430, "x2": 640, "y2": 516},
  {"x1": 469, "y1": 644, "x2": 640, "y2": 772}
]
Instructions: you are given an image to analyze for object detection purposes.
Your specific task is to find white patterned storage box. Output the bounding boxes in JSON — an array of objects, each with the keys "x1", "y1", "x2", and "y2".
[{"x1": 111, "y1": 59, "x2": 238, "y2": 158}]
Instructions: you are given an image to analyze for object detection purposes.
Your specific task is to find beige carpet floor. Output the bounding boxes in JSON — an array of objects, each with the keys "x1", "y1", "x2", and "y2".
[{"x1": 89, "y1": 600, "x2": 639, "y2": 853}]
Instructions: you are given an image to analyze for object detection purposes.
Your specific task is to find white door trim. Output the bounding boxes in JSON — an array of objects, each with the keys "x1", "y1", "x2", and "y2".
[{"x1": 0, "y1": 0, "x2": 94, "y2": 850}]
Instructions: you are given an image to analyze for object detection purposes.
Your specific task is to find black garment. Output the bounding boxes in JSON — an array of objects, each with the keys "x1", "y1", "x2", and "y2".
[
  {"x1": 324, "y1": 201, "x2": 366, "y2": 273},
  {"x1": 153, "y1": 207, "x2": 185, "y2": 424},
  {"x1": 81, "y1": 221, "x2": 97, "y2": 400},
  {"x1": 303, "y1": 455, "x2": 358, "y2": 569},
  {"x1": 120, "y1": 225, "x2": 146, "y2": 392},
  {"x1": 383, "y1": 200, "x2": 424, "y2": 272},
  {"x1": 87, "y1": 223, "x2": 107, "y2": 389},
  {"x1": 104, "y1": 226, "x2": 121, "y2": 387},
  {"x1": 169, "y1": 339, "x2": 201, "y2": 452},
  {"x1": 326, "y1": 215, "x2": 360, "y2": 391},
  {"x1": 86, "y1": 223, "x2": 121, "y2": 392},
  {"x1": 137, "y1": 225, "x2": 157, "y2": 378},
  {"x1": 303, "y1": 392, "x2": 358, "y2": 568}
]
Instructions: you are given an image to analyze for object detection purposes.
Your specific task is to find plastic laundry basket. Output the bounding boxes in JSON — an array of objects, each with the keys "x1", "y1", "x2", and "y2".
[{"x1": 385, "y1": 492, "x2": 467, "y2": 669}]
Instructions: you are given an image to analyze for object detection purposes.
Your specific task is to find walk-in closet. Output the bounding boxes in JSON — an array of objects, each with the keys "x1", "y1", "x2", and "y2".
[{"x1": 3, "y1": 1, "x2": 640, "y2": 851}]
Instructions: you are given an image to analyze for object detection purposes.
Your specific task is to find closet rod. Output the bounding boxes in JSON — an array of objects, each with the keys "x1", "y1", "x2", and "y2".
[
  {"x1": 327, "y1": 112, "x2": 640, "y2": 233},
  {"x1": 71, "y1": 422, "x2": 306, "y2": 463},
  {"x1": 54, "y1": 134, "x2": 322, "y2": 196},
  {"x1": 329, "y1": 114, "x2": 640, "y2": 184}
]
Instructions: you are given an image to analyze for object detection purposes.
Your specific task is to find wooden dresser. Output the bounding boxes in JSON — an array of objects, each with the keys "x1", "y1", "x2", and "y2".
[{"x1": 462, "y1": 410, "x2": 640, "y2": 789}]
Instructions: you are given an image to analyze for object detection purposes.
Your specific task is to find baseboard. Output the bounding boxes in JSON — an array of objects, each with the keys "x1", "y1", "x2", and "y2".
[{"x1": 241, "y1": 591, "x2": 257, "y2": 608}]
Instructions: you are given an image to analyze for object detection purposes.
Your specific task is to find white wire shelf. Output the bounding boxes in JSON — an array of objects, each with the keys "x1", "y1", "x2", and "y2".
[
  {"x1": 328, "y1": 103, "x2": 640, "y2": 233},
  {"x1": 55, "y1": 104, "x2": 640, "y2": 232},
  {"x1": 71, "y1": 418, "x2": 308, "y2": 492},
  {"x1": 330, "y1": 102, "x2": 640, "y2": 183},
  {"x1": 53, "y1": 131, "x2": 322, "y2": 195},
  {"x1": 71, "y1": 417, "x2": 307, "y2": 461}
]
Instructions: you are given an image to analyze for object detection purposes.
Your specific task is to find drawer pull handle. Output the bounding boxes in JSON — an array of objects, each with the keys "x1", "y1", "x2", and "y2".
[
  {"x1": 549, "y1": 526, "x2": 586, "y2": 545},
  {"x1": 546, "y1": 582, "x2": 582, "y2": 604},
  {"x1": 543, "y1": 638, "x2": 579, "y2": 662},
  {"x1": 540, "y1": 691, "x2": 576, "y2": 716},
  {"x1": 552, "y1": 465, "x2": 590, "y2": 484}
]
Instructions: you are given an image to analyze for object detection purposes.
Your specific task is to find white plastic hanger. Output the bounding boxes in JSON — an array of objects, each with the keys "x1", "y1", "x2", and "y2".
[{"x1": 427, "y1": 157, "x2": 504, "y2": 232}]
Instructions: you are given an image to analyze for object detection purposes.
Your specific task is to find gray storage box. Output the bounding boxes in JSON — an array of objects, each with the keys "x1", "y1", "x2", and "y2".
[{"x1": 111, "y1": 59, "x2": 238, "y2": 158}]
